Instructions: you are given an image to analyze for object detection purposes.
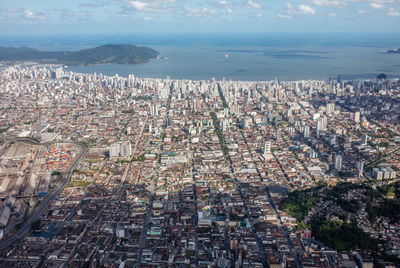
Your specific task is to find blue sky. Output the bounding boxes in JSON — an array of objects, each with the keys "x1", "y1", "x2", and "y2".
[{"x1": 0, "y1": 0, "x2": 399, "y2": 34}]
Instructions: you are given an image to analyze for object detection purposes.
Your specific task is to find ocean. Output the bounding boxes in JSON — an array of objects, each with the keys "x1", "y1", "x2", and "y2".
[{"x1": 1, "y1": 33, "x2": 400, "y2": 81}]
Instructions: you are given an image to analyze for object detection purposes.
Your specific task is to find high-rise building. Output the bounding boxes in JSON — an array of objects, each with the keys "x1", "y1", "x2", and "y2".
[
  {"x1": 316, "y1": 117, "x2": 327, "y2": 133},
  {"x1": 276, "y1": 129, "x2": 282, "y2": 141},
  {"x1": 241, "y1": 117, "x2": 249, "y2": 130},
  {"x1": 304, "y1": 126, "x2": 310, "y2": 139},
  {"x1": 322, "y1": 116, "x2": 328, "y2": 130},
  {"x1": 361, "y1": 134, "x2": 368, "y2": 146},
  {"x1": 331, "y1": 135, "x2": 337, "y2": 146},
  {"x1": 335, "y1": 154, "x2": 343, "y2": 171},
  {"x1": 166, "y1": 117, "x2": 172, "y2": 127},
  {"x1": 354, "y1": 111, "x2": 360, "y2": 123},
  {"x1": 264, "y1": 141, "x2": 273, "y2": 160},
  {"x1": 150, "y1": 104, "x2": 159, "y2": 116},
  {"x1": 221, "y1": 120, "x2": 227, "y2": 132},
  {"x1": 309, "y1": 149, "x2": 318, "y2": 159},
  {"x1": 357, "y1": 160, "x2": 364, "y2": 177},
  {"x1": 326, "y1": 103, "x2": 335, "y2": 115},
  {"x1": 230, "y1": 104, "x2": 241, "y2": 115},
  {"x1": 373, "y1": 167, "x2": 396, "y2": 180}
]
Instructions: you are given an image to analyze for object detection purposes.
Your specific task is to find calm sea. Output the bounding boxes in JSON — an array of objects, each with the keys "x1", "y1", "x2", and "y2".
[{"x1": 1, "y1": 33, "x2": 400, "y2": 81}]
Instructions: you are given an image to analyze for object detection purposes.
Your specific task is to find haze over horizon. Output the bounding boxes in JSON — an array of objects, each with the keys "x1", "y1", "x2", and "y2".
[{"x1": 0, "y1": 0, "x2": 399, "y2": 35}]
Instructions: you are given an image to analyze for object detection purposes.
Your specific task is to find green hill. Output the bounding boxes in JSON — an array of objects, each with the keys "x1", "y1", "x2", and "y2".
[{"x1": 0, "y1": 44, "x2": 159, "y2": 65}]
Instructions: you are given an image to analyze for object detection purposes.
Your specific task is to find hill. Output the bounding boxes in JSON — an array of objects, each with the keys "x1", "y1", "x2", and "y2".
[
  {"x1": 0, "y1": 44, "x2": 159, "y2": 65},
  {"x1": 387, "y1": 48, "x2": 400, "y2": 54}
]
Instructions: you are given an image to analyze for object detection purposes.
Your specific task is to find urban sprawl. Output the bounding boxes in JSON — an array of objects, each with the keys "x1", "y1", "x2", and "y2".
[{"x1": 0, "y1": 64, "x2": 399, "y2": 267}]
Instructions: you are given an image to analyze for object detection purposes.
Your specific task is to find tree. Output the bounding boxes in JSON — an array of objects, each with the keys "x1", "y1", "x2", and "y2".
[
  {"x1": 297, "y1": 221, "x2": 308, "y2": 230},
  {"x1": 311, "y1": 215, "x2": 379, "y2": 251},
  {"x1": 377, "y1": 73, "x2": 387, "y2": 80}
]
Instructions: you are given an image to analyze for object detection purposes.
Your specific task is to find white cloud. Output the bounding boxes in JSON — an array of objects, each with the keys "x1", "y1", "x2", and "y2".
[
  {"x1": 53, "y1": 7, "x2": 91, "y2": 21},
  {"x1": 8, "y1": 8, "x2": 47, "y2": 20},
  {"x1": 299, "y1": 4, "x2": 316, "y2": 14},
  {"x1": 79, "y1": 2, "x2": 100, "y2": 8},
  {"x1": 143, "y1": 17, "x2": 151, "y2": 20},
  {"x1": 211, "y1": 0, "x2": 234, "y2": 14},
  {"x1": 123, "y1": 0, "x2": 185, "y2": 14},
  {"x1": 247, "y1": 0, "x2": 262, "y2": 9},
  {"x1": 369, "y1": 2, "x2": 385, "y2": 9},
  {"x1": 129, "y1": 1, "x2": 148, "y2": 10},
  {"x1": 328, "y1": 12, "x2": 337, "y2": 17},
  {"x1": 310, "y1": 0, "x2": 347, "y2": 7},
  {"x1": 387, "y1": 7, "x2": 400, "y2": 16},
  {"x1": 279, "y1": 3, "x2": 316, "y2": 18},
  {"x1": 277, "y1": 13, "x2": 292, "y2": 18},
  {"x1": 309, "y1": 0, "x2": 400, "y2": 11},
  {"x1": 185, "y1": 7, "x2": 217, "y2": 17}
]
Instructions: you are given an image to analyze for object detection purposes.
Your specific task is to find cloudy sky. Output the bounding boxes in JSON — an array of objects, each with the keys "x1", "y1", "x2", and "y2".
[{"x1": 0, "y1": 0, "x2": 399, "y2": 35}]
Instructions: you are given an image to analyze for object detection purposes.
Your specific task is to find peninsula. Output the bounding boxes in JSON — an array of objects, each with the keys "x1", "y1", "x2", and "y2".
[{"x1": 0, "y1": 44, "x2": 159, "y2": 65}]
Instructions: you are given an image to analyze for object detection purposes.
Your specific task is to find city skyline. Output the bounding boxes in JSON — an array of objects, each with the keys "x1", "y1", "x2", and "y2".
[{"x1": 0, "y1": 0, "x2": 400, "y2": 35}]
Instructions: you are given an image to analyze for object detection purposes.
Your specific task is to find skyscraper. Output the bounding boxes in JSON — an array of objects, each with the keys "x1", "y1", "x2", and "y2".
[
  {"x1": 335, "y1": 154, "x2": 343, "y2": 171},
  {"x1": 304, "y1": 126, "x2": 310, "y2": 139},
  {"x1": 357, "y1": 160, "x2": 364, "y2": 177}
]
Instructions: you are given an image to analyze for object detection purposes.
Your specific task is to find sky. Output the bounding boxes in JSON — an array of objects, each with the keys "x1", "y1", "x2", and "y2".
[{"x1": 0, "y1": 0, "x2": 399, "y2": 35}]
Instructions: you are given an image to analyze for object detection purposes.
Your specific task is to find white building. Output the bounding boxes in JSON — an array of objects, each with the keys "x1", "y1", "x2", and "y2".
[
  {"x1": 373, "y1": 167, "x2": 396, "y2": 180},
  {"x1": 109, "y1": 142, "x2": 132, "y2": 158},
  {"x1": 335, "y1": 154, "x2": 343, "y2": 171},
  {"x1": 264, "y1": 141, "x2": 273, "y2": 160},
  {"x1": 354, "y1": 111, "x2": 360, "y2": 123},
  {"x1": 326, "y1": 103, "x2": 335, "y2": 115},
  {"x1": 304, "y1": 126, "x2": 310, "y2": 139},
  {"x1": 357, "y1": 160, "x2": 364, "y2": 177}
]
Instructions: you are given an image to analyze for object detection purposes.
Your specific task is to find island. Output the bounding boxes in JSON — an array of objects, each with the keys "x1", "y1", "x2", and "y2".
[
  {"x1": 0, "y1": 44, "x2": 159, "y2": 65},
  {"x1": 387, "y1": 48, "x2": 400, "y2": 54}
]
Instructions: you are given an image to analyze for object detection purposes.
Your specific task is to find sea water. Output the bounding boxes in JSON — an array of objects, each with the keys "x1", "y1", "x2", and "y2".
[{"x1": 1, "y1": 33, "x2": 400, "y2": 81}]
